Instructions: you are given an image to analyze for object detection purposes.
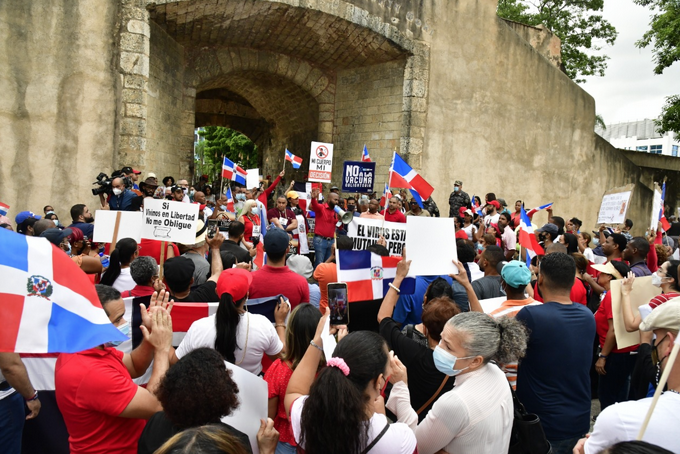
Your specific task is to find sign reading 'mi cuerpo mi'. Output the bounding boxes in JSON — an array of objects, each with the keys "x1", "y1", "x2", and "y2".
[
  {"x1": 308, "y1": 141, "x2": 334, "y2": 183},
  {"x1": 142, "y1": 199, "x2": 199, "y2": 245},
  {"x1": 342, "y1": 161, "x2": 375, "y2": 192}
]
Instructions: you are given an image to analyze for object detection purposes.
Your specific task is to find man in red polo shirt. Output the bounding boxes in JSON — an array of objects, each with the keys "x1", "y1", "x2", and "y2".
[
  {"x1": 384, "y1": 196, "x2": 406, "y2": 223},
  {"x1": 310, "y1": 187, "x2": 339, "y2": 267}
]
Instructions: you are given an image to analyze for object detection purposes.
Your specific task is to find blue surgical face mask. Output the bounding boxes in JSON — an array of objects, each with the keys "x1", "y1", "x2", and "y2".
[
  {"x1": 454, "y1": 186, "x2": 460, "y2": 192},
  {"x1": 53, "y1": 220, "x2": 59, "y2": 227},
  {"x1": 592, "y1": 238, "x2": 599, "y2": 246},
  {"x1": 251, "y1": 207, "x2": 259, "y2": 215},
  {"x1": 220, "y1": 205, "x2": 227, "y2": 212},
  {"x1": 105, "y1": 321, "x2": 130, "y2": 347},
  {"x1": 236, "y1": 194, "x2": 246, "y2": 201},
  {"x1": 433, "y1": 345, "x2": 474, "y2": 376}
]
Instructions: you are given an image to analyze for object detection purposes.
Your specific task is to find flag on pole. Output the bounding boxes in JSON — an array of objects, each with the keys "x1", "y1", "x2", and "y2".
[
  {"x1": 0, "y1": 229, "x2": 127, "y2": 353},
  {"x1": 222, "y1": 157, "x2": 247, "y2": 185},
  {"x1": 660, "y1": 182, "x2": 671, "y2": 231},
  {"x1": 379, "y1": 182, "x2": 392, "y2": 208},
  {"x1": 518, "y1": 206, "x2": 545, "y2": 259},
  {"x1": 361, "y1": 145, "x2": 371, "y2": 162},
  {"x1": 0, "y1": 202, "x2": 9, "y2": 217},
  {"x1": 389, "y1": 152, "x2": 434, "y2": 201},
  {"x1": 336, "y1": 250, "x2": 415, "y2": 302},
  {"x1": 225, "y1": 187, "x2": 235, "y2": 213},
  {"x1": 293, "y1": 182, "x2": 323, "y2": 213},
  {"x1": 285, "y1": 149, "x2": 303, "y2": 169},
  {"x1": 526, "y1": 202, "x2": 554, "y2": 219}
]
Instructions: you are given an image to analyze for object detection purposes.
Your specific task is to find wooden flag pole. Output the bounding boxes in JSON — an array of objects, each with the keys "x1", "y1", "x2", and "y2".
[
  {"x1": 110, "y1": 212, "x2": 123, "y2": 253},
  {"x1": 159, "y1": 241, "x2": 166, "y2": 280},
  {"x1": 637, "y1": 341, "x2": 680, "y2": 440}
]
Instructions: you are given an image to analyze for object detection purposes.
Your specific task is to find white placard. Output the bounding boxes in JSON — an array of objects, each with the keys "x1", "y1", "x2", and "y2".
[
  {"x1": 405, "y1": 217, "x2": 458, "y2": 275},
  {"x1": 650, "y1": 186, "x2": 663, "y2": 230},
  {"x1": 221, "y1": 362, "x2": 268, "y2": 454},
  {"x1": 246, "y1": 168, "x2": 260, "y2": 190},
  {"x1": 308, "y1": 141, "x2": 334, "y2": 183},
  {"x1": 141, "y1": 199, "x2": 199, "y2": 245},
  {"x1": 92, "y1": 210, "x2": 143, "y2": 243},
  {"x1": 347, "y1": 217, "x2": 406, "y2": 256},
  {"x1": 597, "y1": 191, "x2": 632, "y2": 225},
  {"x1": 479, "y1": 296, "x2": 507, "y2": 314}
]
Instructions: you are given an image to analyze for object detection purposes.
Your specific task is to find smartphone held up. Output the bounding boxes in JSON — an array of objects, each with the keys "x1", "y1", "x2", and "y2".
[{"x1": 327, "y1": 282, "x2": 349, "y2": 325}]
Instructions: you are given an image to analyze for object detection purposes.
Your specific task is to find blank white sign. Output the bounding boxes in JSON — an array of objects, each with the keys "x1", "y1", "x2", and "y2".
[{"x1": 405, "y1": 216, "x2": 458, "y2": 276}]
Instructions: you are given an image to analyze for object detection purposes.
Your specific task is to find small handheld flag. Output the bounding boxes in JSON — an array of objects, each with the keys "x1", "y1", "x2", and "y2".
[
  {"x1": 0, "y1": 202, "x2": 8, "y2": 217},
  {"x1": 362, "y1": 145, "x2": 371, "y2": 162},
  {"x1": 518, "y1": 205, "x2": 545, "y2": 258},
  {"x1": 285, "y1": 149, "x2": 303, "y2": 169},
  {"x1": 526, "y1": 202, "x2": 554, "y2": 219},
  {"x1": 660, "y1": 182, "x2": 671, "y2": 231},
  {"x1": 225, "y1": 187, "x2": 235, "y2": 213},
  {"x1": 389, "y1": 152, "x2": 434, "y2": 201},
  {"x1": 380, "y1": 183, "x2": 392, "y2": 208},
  {"x1": 222, "y1": 157, "x2": 247, "y2": 185}
]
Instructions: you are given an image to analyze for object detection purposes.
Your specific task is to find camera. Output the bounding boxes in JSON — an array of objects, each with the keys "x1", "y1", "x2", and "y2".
[{"x1": 92, "y1": 173, "x2": 113, "y2": 196}]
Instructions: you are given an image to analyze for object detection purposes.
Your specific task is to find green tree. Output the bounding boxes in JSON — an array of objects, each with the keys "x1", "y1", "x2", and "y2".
[
  {"x1": 497, "y1": 0, "x2": 618, "y2": 83},
  {"x1": 196, "y1": 126, "x2": 258, "y2": 184},
  {"x1": 634, "y1": 0, "x2": 680, "y2": 135}
]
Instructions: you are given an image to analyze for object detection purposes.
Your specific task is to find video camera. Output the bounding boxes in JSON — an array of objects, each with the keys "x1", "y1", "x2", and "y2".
[{"x1": 91, "y1": 173, "x2": 113, "y2": 196}]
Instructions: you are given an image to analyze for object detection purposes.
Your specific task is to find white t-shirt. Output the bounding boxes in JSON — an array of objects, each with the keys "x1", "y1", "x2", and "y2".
[
  {"x1": 110, "y1": 268, "x2": 135, "y2": 293},
  {"x1": 484, "y1": 213, "x2": 500, "y2": 227},
  {"x1": 175, "y1": 313, "x2": 282, "y2": 375},
  {"x1": 291, "y1": 396, "x2": 416, "y2": 453},
  {"x1": 583, "y1": 247, "x2": 595, "y2": 263},
  {"x1": 585, "y1": 392, "x2": 680, "y2": 454},
  {"x1": 463, "y1": 224, "x2": 477, "y2": 241}
]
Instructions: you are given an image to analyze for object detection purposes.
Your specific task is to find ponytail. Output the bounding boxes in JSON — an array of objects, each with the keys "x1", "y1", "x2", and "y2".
[
  {"x1": 214, "y1": 293, "x2": 245, "y2": 363},
  {"x1": 300, "y1": 331, "x2": 387, "y2": 454},
  {"x1": 100, "y1": 238, "x2": 137, "y2": 286}
]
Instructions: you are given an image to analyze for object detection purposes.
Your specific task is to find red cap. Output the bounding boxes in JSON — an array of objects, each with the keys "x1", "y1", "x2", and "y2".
[
  {"x1": 488, "y1": 200, "x2": 501, "y2": 210},
  {"x1": 458, "y1": 206, "x2": 466, "y2": 217},
  {"x1": 132, "y1": 169, "x2": 141, "y2": 174},
  {"x1": 455, "y1": 230, "x2": 468, "y2": 239},
  {"x1": 216, "y1": 268, "x2": 253, "y2": 301}
]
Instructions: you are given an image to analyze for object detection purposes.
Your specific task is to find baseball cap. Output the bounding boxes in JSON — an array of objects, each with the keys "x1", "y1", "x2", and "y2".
[
  {"x1": 497, "y1": 198, "x2": 507, "y2": 207},
  {"x1": 498, "y1": 260, "x2": 532, "y2": 288},
  {"x1": 455, "y1": 230, "x2": 468, "y2": 239},
  {"x1": 464, "y1": 209, "x2": 474, "y2": 216},
  {"x1": 163, "y1": 257, "x2": 195, "y2": 289},
  {"x1": 537, "y1": 223, "x2": 559, "y2": 236},
  {"x1": 640, "y1": 299, "x2": 680, "y2": 332},
  {"x1": 264, "y1": 227, "x2": 290, "y2": 255},
  {"x1": 286, "y1": 191, "x2": 299, "y2": 199},
  {"x1": 487, "y1": 200, "x2": 501, "y2": 210},
  {"x1": 216, "y1": 268, "x2": 253, "y2": 301},
  {"x1": 121, "y1": 166, "x2": 141, "y2": 174},
  {"x1": 39, "y1": 228, "x2": 73, "y2": 246},
  {"x1": 591, "y1": 262, "x2": 623, "y2": 280},
  {"x1": 171, "y1": 185, "x2": 183, "y2": 193},
  {"x1": 15, "y1": 211, "x2": 41, "y2": 224},
  {"x1": 287, "y1": 255, "x2": 313, "y2": 279},
  {"x1": 454, "y1": 180, "x2": 463, "y2": 186},
  {"x1": 330, "y1": 185, "x2": 340, "y2": 191}
]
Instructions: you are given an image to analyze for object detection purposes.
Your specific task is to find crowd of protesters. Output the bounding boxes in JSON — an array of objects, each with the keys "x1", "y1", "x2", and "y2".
[{"x1": 1, "y1": 168, "x2": 680, "y2": 454}]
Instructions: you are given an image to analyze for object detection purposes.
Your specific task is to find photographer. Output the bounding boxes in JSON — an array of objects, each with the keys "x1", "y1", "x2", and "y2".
[{"x1": 101, "y1": 177, "x2": 142, "y2": 211}]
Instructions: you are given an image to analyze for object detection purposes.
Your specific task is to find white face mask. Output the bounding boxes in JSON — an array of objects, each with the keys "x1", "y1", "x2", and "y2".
[
  {"x1": 112, "y1": 188, "x2": 123, "y2": 196},
  {"x1": 651, "y1": 272, "x2": 666, "y2": 288},
  {"x1": 251, "y1": 207, "x2": 259, "y2": 216}
]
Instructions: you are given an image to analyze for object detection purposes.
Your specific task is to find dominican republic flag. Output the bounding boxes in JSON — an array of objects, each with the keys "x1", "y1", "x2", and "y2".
[
  {"x1": 0, "y1": 202, "x2": 8, "y2": 217},
  {"x1": 285, "y1": 149, "x2": 303, "y2": 169},
  {"x1": 362, "y1": 145, "x2": 371, "y2": 162},
  {"x1": 0, "y1": 229, "x2": 126, "y2": 353},
  {"x1": 222, "y1": 157, "x2": 247, "y2": 185},
  {"x1": 336, "y1": 250, "x2": 415, "y2": 302},
  {"x1": 471, "y1": 195, "x2": 484, "y2": 216},
  {"x1": 389, "y1": 152, "x2": 434, "y2": 201},
  {"x1": 379, "y1": 182, "x2": 392, "y2": 208},
  {"x1": 660, "y1": 182, "x2": 671, "y2": 232},
  {"x1": 518, "y1": 205, "x2": 544, "y2": 263},
  {"x1": 526, "y1": 202, "x2": 553, "y2": 219},
  {"x1": 225, "y1": 186, "x2": 235, "y2": 213},
  {"x1": 293, "y1": 181, "x2": 323, "y2": 213}
]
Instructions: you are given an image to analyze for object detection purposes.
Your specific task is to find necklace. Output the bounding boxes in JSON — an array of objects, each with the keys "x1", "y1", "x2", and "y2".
[
  {"x1": 235, "y1": 313, "x2": 250, "y2": 366},
  {"x1": 667, "y1": 389, "x2": 680, "y2": 395}
]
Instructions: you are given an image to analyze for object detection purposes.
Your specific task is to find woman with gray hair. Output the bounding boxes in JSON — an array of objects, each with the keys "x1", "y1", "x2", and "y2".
[
  {"x1": 124, "y1": 256, "x2": 164, "y2": 298},
  {"x1": 386, "y1": 311, "x2": 528, "y2": 454}
]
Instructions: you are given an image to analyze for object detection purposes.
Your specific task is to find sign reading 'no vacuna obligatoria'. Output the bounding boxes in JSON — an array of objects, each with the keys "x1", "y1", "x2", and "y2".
[
  {"x1": 342, "y1": 161, "x2": 375, "y2": 192},
  {"x1": 142, "y1": 199, "x2": 199, "y2": 245}
]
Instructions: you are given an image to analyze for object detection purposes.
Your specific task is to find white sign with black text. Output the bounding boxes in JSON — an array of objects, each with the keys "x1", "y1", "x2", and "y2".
[{"x1": 141, "y1": 199, "x2": 199, "y2": 245}]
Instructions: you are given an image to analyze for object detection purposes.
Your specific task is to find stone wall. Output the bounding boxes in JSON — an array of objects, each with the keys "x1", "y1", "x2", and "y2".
[{"x1": 0, "y1": 0, "x2": 120, "y2": 217}]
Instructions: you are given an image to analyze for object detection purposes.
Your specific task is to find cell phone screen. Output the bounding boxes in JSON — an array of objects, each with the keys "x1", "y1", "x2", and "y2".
[
  {"x1": 327, "y1": 282, "x2": 349, "y2": 325},
  {"x1": 207, "y1": 219, "x2": 219, "y2": 239}
]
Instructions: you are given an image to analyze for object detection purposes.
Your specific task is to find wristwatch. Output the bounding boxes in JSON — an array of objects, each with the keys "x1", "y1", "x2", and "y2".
[{"x1": 598, "y1": 353, "x2": 607, "y2": 359}]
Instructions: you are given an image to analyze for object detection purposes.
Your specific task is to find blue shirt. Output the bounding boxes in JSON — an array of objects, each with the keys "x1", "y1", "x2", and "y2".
[
  {"x1": 515, "y1": 302, "x2": 595, "y2": 440},
  {"x1": 308, "y1": 283, "x2": 321, "y2": 309},
  {"x1": 393, "y1": 275, "x2": 453, "y2": 325},
  {"x1": 68, "y1": 222, "x2": 94, "y2": 240}
]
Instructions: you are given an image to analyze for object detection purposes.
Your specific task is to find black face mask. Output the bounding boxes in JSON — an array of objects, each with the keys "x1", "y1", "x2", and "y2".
[{"x1": 347, "y1": 205, "x2": 356, "y2": 211}]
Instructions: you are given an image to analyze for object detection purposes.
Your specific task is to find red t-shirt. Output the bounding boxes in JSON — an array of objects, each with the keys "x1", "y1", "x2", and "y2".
[
  {"x1": 310, "y1": 199, "x2": 337, "y2": 238},
  {"x1": 249, "y1": 265, "x2": 310, "y2": 308},
  {"x1": 384, "y1": 209, "x2": 406, "y2": 223},
  {"x1": 138, "y1": 238, "x2": 179, "y2": 265},
  {"x1": 264, "y1": 359, "x2": 296, "y2": 445},
  {"x1": 55, "y1": 347, "x2": 144, "y2": 454},
  {"x1": 594, "y1": 292, "x2": 638, "y2": 353},
  {"x1": 242, "y1": 214, "x2": 261, "y2": 242},
  {"x1": 532, "y1": 279, "x2": 588, "y2": 305}
]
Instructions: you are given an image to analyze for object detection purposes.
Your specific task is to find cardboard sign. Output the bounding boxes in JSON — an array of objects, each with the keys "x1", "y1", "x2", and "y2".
[
  {"x1": 342, "y1": 161, "x2": 375, "y2": 192},
  {"x1": 347, "y1": 217, "x2": 406, "y2": 256},
  {"x1": 141, "y1": 199, "x2": 199, "y2": 245},
  {"x1": 650, "y1": 183, "x2": 663, "y2": 230},
  {"x1": 93, "y1": 210, "x2": 142, "y2": 243},
  {"x1": 610, "y1": 276, "x2": 661, "y2": 349},
  {"x1": 246, "y1": 168, "x2": 260, "y2": 190},
  {"x1": 405, "y1": 217, "x2": 458, "y2": 275},
  {"x1": 597, "y1": 185, "x2": 634, "y2": 225},
  {"x1": 308, "y1": 141, "x2": 334, "y2": 183}
]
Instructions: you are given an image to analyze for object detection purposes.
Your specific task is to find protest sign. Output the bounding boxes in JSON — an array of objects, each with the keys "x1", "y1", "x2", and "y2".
[
  {"x1": 342, "y1": 161, "x2": 375, "y2": 192},
  {"x1": 246, "y1": 168, "x2": 260, "y2": 190},
  {"x1": 405, "y1": 217, "x2": 458, "y2": 275},
  {"x1": 597, "y1": 184, "x2": 634, "y2": 225},
  {"x1": 141, "y1": 199, "x2": 199, "y2": 245},
  {"x1": 347, "y1": 217, "x2": 406, "y2": 256},
  {"x1": 93, "y1": 210, "x2": 142, "y2": 243},
  {"x1": 650, "y1": 183, "x2": 663, "y2": 230},
  {"x1": 610, "y1": 276, "x2": 661, "y2": 349},
  {"x1": 222, "y1": 362, "x2": 268, "y2": 454},
  {"x1": 308, "y1": 141, "x2": 333, "y2": 183}
]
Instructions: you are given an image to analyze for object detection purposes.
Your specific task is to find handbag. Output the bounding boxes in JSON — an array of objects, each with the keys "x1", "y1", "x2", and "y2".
[{"x1": 508, "y1": 385, "x2": 553, "y2": 454}]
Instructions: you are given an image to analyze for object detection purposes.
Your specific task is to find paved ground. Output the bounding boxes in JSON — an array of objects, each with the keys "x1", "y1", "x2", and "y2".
[{"x1": 590, "y1": 399, "x2": 601, "y2": 432}]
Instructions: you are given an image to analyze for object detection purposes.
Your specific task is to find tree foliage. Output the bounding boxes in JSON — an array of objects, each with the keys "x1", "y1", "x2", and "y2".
[
  {"x1": 497, "y1": 0, "x2": 618, "y2": 83},
  {"x1": 195, "y1": 126, "x2": 258, "y2": 184},
  {"x1": 634, "y1": 0, "x2": 680, "y2": 135}
]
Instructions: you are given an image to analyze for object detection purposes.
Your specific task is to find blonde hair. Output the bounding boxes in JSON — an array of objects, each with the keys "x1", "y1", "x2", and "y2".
[
  {"x1": 241, "y1": 199, "x2": 257, "y2": 216},
  {"x1": 153, "y1": 424, "x2": 249, "y2": 454}
]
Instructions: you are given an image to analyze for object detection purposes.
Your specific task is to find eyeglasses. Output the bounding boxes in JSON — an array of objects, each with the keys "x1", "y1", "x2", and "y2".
[{"x1": 651, "y1": 334, "x2": 669, "y2": 365}]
